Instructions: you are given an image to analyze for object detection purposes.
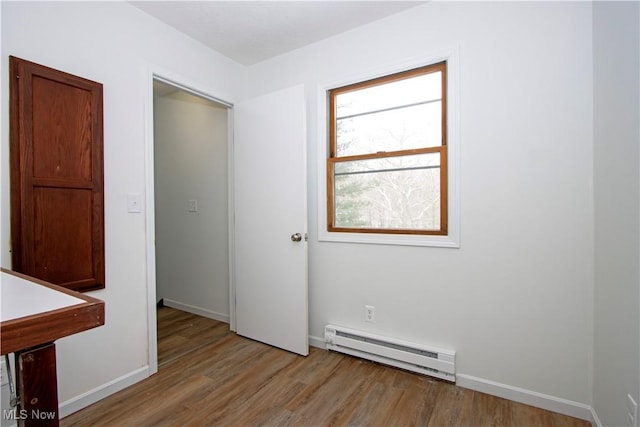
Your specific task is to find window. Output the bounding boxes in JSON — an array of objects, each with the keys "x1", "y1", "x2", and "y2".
[{"x1": 327, "y1": 62, "x2": 447, "y2": 236}]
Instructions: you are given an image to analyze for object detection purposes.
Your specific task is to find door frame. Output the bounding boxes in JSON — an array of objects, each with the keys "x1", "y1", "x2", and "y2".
[{"x1": 142, "y1": 66, "x2": 236, "y2": 375}]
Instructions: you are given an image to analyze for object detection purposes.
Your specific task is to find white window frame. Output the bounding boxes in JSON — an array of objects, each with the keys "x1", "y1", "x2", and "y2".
[{"x1": 316, "y1": 48, "x2": 460, "y2": 248}]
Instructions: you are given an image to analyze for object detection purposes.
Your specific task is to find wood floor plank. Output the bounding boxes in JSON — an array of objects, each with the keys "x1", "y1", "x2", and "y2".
[
  {"x1": 285, "y1": 346, "x2": 344, "y2": 385},
  {"x1": 509, "y1": 400, "x2": 556, "y2": 427},
  {"x1": 61, "y1": 307, "x2": 592, "y2": 427},
  {"x1": 427, "y1": 382, "x2": 475, "y2": 427},
  {"x1": 214, "y1": 379, "x2": 308, "y2": 426},
  {"x1": 193, "y1": 348, "x2": 301, "y2": 423},
  {"x1": 472, "y1": 391, "x2": 512, "y2": 426},
  {"x1": 286, "y1": 356, "x2": 375, "y2": 424},
  {"x1": 380, "y1": 380, "x2": 441, "y2": 426},
  {"x1": 157, "y1": 307, "x2": 230, "y2": 366},
  {"x1": 340, "y1": 381, "x2": 403, "y2": 426}
]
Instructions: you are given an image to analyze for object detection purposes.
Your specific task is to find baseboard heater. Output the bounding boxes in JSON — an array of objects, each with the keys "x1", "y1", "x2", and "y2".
[{"x1": 324, "y1": 325, "x2": 456, "y2": 382}]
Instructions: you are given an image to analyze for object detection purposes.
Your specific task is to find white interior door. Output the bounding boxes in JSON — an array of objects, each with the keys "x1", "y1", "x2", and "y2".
[{"x1": 233, "y1": 85, "x2": 308, "y2": 356}]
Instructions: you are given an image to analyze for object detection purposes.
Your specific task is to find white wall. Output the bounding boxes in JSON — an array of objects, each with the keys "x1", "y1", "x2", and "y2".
[
  {"x1": 154, "y1": 89, "x2": 229, "y2": 320},
  {"x1": 248, "y1": 1, "x2": 594, "y2": 410},
  {"x1": 593, "y1": 2, "x2": 640, "y2": 426},
  {"x1": 0, "y1": 0, "x2": 245, "y2": 412}
]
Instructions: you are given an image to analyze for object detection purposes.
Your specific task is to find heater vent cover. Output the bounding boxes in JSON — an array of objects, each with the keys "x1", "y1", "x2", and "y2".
[{"x1": 325, "y1": 325, "x2": 455, "y2": 382}]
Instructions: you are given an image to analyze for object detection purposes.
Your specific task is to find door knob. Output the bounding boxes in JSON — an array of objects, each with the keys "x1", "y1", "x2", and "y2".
[{"x1": 290, "y1": 233, "x2": 302, "y2": 242}]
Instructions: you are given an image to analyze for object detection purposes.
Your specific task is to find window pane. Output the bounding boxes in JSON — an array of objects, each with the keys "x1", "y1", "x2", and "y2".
[
  {"x1": 336, "y1": 102, "x2": 441, "y2": 156},
  {"x1": 336, "y1": 71, "x2": 441, "y2": 119},
  {"x1": 333, "y1": 153, "x2": 441, "y2": 230}
]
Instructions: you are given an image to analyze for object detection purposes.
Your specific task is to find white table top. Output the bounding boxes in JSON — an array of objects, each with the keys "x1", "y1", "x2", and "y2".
[{"x1": 1, "y1": 271, "x2": 84, "y2": 322}]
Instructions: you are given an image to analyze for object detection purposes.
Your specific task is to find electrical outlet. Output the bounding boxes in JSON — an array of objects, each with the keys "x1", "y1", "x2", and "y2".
[
  {"x1": 188, "y1": 199, "x2": 198, "y2": 212},
  {"x1": 365, "y1": 305, "x2": 375, "y2": 322},
  {"x1": 628, "y1": 394, "x2": 638, "y2": 427}
]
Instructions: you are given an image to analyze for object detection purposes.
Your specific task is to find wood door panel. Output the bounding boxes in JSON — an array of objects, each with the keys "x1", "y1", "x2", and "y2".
[
  {"x1": 10, "y1": 56, "x2": 104, "y2": 292},
  {"x1": 32, "y1": 75, "x2": 93, "y2": 181},
  {"x1": 33, "y1": 188, "x2": 94, "y2": 284}
]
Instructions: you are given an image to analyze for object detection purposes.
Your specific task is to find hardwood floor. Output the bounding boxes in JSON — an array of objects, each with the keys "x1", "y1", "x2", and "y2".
[{"x1": 61, "y1": 307, "x2": 590, "y2": 427}]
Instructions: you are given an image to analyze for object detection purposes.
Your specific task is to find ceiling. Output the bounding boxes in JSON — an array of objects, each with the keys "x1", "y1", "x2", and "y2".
[{"x1": 130, "y1": 1, "x2": 426, "y2": 66}]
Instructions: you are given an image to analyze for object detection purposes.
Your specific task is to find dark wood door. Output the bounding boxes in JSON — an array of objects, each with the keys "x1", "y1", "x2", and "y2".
[{"x1": 10, "y1": 56, "x2": 105, "y2": 292}]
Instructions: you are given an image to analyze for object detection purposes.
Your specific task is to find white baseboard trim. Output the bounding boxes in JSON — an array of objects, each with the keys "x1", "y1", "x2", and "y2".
[
  {"x1": 456, "y1": 374, "x2": 593, "y2": 422},
  {"x1": 59, "y1": 366, "x2": 149, "y2": 419},
  {"x1": 309, "y1": 334, "x2": 325, "y2": 349},
  {"x1": 163, "y1": 298, "x2": 230, "y2": 323},
  {"x1": 590, "y1": 407, "x2": 603, "y2": 427}
]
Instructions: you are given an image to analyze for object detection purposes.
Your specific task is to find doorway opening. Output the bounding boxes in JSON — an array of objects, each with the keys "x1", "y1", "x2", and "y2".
[{"x1": 152, "y1": 78, "x2": 232, "y2": 368}]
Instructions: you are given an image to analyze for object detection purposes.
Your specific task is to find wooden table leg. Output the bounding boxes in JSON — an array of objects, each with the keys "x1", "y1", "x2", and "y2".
[{"x1": 16, "y1": 342, "x2": 59, "y2": 426}]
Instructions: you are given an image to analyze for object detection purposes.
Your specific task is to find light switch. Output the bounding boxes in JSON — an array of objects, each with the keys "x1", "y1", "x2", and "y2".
[
  {"x1": 188, "y1": 199, "x2": 198, "y2": 212},
  {"x1": 127, "y1": 193, "x2": 142, "y2": 213}
]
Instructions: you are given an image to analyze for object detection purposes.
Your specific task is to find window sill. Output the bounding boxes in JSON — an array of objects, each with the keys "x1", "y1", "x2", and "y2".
[{"x1": 317, "y1": 230, "x2": 460, "y2": 248}]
